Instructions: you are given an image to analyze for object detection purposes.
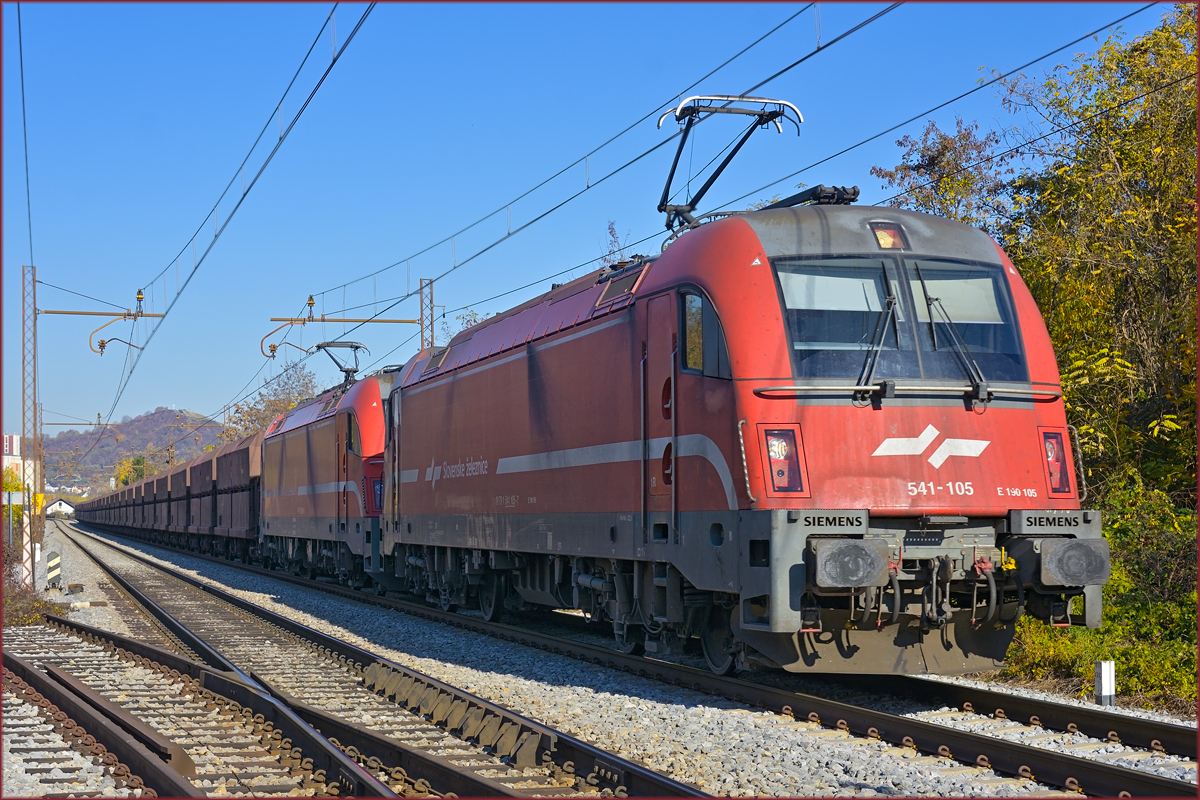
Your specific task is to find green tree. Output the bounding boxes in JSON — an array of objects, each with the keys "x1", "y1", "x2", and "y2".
[
  {"x1": 871, "y1": 5, "x2": 1197, "y2": 708},
  {"x1": 871, "y1": 7, "x2": 1196, "y2": 502},
  {"x1": 1002, "y1": 4, "x2": 1196, "y2": 502},
  {"x1": 114, "y1": 455, "x2": 147, "y2": 486}
]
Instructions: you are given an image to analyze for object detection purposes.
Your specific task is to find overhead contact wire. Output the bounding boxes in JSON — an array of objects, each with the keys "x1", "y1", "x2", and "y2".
[
  {"x1": 312, "y1": 4, "x2": 816, "y2": 299},
  {"x1": 81, "y1": 4, "x2": 374, "y2": 462}
]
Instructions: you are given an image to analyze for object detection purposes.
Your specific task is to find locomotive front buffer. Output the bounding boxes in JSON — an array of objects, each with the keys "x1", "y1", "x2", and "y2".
[{"x1": 731, "y1": 507, "x2": 1108, "y2": 672}]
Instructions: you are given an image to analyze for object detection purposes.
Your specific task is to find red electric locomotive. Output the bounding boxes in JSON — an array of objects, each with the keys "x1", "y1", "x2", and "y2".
[
  {"x1": 79, "y1": 96, "x2": 1110, "y2": 677},
  {"x1": 258, "y1": 343, "x2": 397, "y2": 583},
  {"x1": 378, "y1": 97, "x2": 1108, "y2": 675}
]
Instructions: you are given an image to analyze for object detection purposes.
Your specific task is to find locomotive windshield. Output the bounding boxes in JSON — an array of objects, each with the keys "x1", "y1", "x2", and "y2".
[{"x1": 773, "y1": 255, "x2": 1028, "y2": 382}]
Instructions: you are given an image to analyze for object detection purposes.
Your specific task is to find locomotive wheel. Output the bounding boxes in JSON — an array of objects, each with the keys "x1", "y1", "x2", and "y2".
[
  {"x1": 479, "y1": 574, "x2": 503, "y2": 622},
  {"x1": 700, "y1": 607, "x2": 737, "y2": 676},
  {"x1": 615, "y1": 626, "x2": 645, "y2": 656},
  {"x1": 439, "y1": 587, "x2": 458, "y2": 613}
]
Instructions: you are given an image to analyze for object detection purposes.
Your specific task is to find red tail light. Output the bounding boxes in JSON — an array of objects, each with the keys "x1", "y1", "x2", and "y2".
[
  {"x1": 1043, "y1": 431, "x2": 1071, "y2": 494},
  {"x1": 764, "y1": 430, "x2": 803, "y2": 492}
]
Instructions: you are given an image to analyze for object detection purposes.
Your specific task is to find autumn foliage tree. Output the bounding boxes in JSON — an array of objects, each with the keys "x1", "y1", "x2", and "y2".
[
  {"x1": 1002, "y1": 5, "x2": 1197, "y2": 502},
  {"x1": 869, "y1": 117, "x2": 1016, "y2": 235},
  {"x1": 871, "y1": 5, "x2": 1196, "y2": 707},
  {"x1": 221, "y1": 361, "x2": 321, "y2": 442}
]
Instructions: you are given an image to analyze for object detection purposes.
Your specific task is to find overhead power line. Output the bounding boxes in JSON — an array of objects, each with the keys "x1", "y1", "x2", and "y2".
[
  {"x1": 312, "y1": 3, "x2": 818, "y2": 301},
  {"x1": 356, "y1": 2, "x2": 1162, "y2": 374},
  {"x1": 713, "y1": 3, "x2": 1157, "y2": 212},
  {"x1": 170, "y1": 71, "x2": 1190, "y2": 465},
  {"x1": 98, "y1": 4, "x2": 1151, "y2": 483},
  {"x1": 79, "y1": 4, "x2": 376, "y2": 464},
  {"x1": 132, "y1": 8, "x2": 851, "y2": 461}
]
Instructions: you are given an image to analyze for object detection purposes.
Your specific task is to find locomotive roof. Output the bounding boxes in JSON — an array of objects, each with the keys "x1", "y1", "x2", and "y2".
[
  {"x1": 264, "y1": 375, "x2": 381, "y2": 439},
  {"x1": 741, "y1": 205, "x2": 1003, "y2": 265}
]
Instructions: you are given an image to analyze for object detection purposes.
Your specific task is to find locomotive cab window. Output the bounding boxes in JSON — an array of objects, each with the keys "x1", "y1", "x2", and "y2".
[
  {"x1": 347, "y1": 414, "x2": 361, "y2": 455},
  {"x1": 382, "y1": 398, "x2": 392, "y2": 446},
  {"x1": 773, "y1": 255, "x2": 1027, "y2": 382},
  {"x1": 774, "y1": 256, "x2": 917, "y2": 379},
  {"x1": 907, "y1": 258, "x2": 1028, "y2": 382},
  {"x1": 680, "y1": 291, "x2": 731, "y2": 379}
]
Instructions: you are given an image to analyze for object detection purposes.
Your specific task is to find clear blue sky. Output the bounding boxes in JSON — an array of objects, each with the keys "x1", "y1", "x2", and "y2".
[{"x1": 3, "y1": 2, "x2": 1166, "y2": 442}]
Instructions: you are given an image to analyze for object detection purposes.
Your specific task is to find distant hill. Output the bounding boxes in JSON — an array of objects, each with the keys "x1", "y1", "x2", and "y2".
[{"x1": 42, "y1": 407, "x2": 222, "y2": 493}]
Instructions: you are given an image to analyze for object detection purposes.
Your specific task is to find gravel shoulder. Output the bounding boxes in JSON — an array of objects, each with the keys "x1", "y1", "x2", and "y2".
[{"x1": 32, "y1": 522, "x2": 133, "y2": 636}]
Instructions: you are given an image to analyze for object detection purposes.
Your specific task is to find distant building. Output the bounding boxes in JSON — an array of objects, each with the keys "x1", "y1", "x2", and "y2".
[
  {"x1": 46, "y1": 498, "x2": 74, "y2": 517},
  {"x1": 2, "y1": 434, "x2": 20, "y2": 477}
]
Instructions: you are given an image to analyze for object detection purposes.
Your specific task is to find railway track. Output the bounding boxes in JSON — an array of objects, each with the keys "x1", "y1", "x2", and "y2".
[
  {"x1": 57, "y1": 524, "x2": 704, "y2": 799},
  {"x1": 4, "y1": 626, "x2": 359, "y2": 797},
  {"x1": 2, "y1": 658, "x2": 198, "y2": 798},
  {"x1": 68, "y1": 522, "x2": 1197, "y2": 797}
]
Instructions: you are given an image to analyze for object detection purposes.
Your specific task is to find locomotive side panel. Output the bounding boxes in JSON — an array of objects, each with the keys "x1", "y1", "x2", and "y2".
[{"x1": 392, "y1": 310, "x2": 645, "y2": 557}]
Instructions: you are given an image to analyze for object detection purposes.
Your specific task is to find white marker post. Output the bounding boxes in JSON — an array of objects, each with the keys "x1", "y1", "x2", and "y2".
[{"x1": 1095, "y1": 660, "x2": 1116, "y2": 707}]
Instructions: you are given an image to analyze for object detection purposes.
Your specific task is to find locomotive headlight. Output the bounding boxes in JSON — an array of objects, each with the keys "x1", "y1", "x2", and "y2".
[
  {"x1": 764, "y1": 430, "x2": 803, "y2": 492},
  {"x1": 767, "y1": 437, "x2": 790, "y2": 461}
]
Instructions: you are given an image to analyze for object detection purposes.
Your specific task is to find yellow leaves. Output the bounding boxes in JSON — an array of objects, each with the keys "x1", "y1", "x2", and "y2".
[{"x1": 1148, "y1": 415, "x2": 1182, "y2": 439}]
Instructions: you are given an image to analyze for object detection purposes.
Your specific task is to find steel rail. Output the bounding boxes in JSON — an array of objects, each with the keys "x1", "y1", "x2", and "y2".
[
  {"x1": 348, "y1": 602, "x2": 1199, "y2": 798},
  {"x1": 63, "y1": 534, "x2": 398, "y2": 798},
  {"x1": 858, "y1": 674, "x2": 1197, "y2": 761},
  {"x1": 67, "y1": 526, "x2": 706, "y2": 798},
  {"x1": 3, "y1": 653, "x2": 205, "y2": 799},
  {"x1": 256, "y1": 679, "x2": 554, "y2": 799},
  {"x1": 74, "y1": 523, "x2": 1196, "y2": 797}
]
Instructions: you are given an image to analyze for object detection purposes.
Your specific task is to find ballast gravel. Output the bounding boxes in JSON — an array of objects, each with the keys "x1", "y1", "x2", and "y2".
[
  {"x1": 79, "y1": 532, "x2": 1069, "y2": 797},
  {"x1": 3, "y1": 690, "x2": 138, "y2": 797},
  {"x1": 740, "y1": 672, "x2": 1197, "y2": 784}
]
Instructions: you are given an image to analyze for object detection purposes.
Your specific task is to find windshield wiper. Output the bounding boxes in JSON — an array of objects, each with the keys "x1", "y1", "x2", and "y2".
[
  {"x1": 912, "y1": 263, "x2": 991, "y2": 402},
  {"x1": 857, "y1": 274, "x2": 898, "y2": 394}
]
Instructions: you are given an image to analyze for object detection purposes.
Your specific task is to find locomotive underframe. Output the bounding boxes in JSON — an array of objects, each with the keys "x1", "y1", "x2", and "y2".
[{"x1": 386, "y1": 507, "x2": 1106, "y2": 674}]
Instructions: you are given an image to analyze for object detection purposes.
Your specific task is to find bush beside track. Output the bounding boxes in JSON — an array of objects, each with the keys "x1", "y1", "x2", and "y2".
[
  {"x1": 3, "y1": 542, "x2": 70, "y2": 627},
  {"x1": 1000, "y1": 472, "x2": 1197, "y2": 715}
]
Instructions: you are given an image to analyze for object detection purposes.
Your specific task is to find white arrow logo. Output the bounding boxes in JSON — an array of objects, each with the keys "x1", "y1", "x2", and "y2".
[{"x1": 872, "y1": 425, "x2": 989, "y2": 468}]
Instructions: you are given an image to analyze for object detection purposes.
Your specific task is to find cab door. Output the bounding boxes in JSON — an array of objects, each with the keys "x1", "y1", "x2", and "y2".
[
  {"x1": 643, "y1": 294, "x2": 676, "y2": 543},
  {"x1": 337, "y1": 413, "x2": 349, "y2": 537}
]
